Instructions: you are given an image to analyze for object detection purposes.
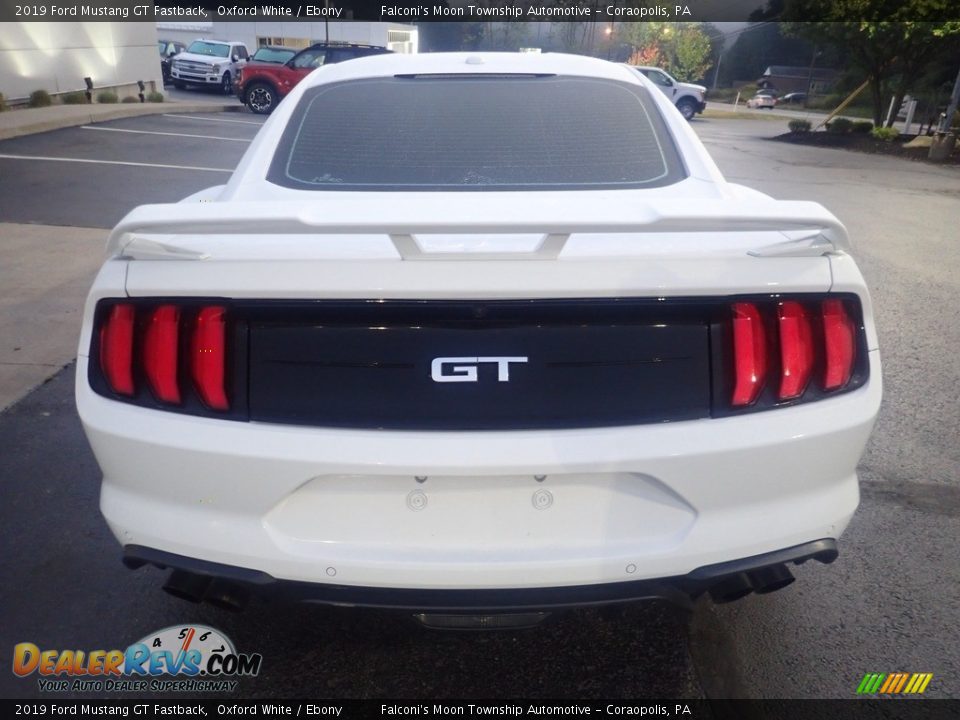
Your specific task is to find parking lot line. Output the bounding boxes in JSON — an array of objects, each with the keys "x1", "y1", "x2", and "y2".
[
  {"x1": 163, "y1": 114, "x2": 264, "y2": 125},
  {"x1": 0, "y1": 153, "x2": 232, "y2": 172},
  {"x1": 81, "y1": 126, "x2": 252, "y2": 142}
]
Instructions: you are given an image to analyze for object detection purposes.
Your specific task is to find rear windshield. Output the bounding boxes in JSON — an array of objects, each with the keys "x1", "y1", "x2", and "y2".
[{"x1": 267, "y1": 75, "x2": 686, "y2": 191}]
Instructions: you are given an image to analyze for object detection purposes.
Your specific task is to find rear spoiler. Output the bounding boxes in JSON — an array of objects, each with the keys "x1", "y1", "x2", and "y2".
[{"x1": 106, "y1": 198, "x2": 851, "y2": 261}]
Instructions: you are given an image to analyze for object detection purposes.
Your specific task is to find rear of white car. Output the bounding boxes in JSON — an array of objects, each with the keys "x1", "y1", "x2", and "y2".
[{"x1": 77, "y1": 53, "x2": 880, "y2": 621}]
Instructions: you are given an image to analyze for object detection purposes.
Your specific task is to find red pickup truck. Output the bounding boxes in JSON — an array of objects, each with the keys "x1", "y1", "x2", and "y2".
[{"x1": 236, "y1": 42, "x2": 392, "y2": 114}]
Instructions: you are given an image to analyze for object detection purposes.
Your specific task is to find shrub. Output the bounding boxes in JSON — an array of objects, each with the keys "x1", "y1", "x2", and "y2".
[
  {"x1": 61, "y1": 91, "x2": 88, "y2": 105},
  {"x1": 788, "y1": 119, "x2": 811, "y2": 133},
  {"x1": 146, "y1": 91, "x2": 164, "y2": 103},
  {"x1": 0, "y1": 92, "x2": 6, "y2": 112},
  {"x1": 827, "y1": 117, "x2": 853, "y2": 134},
  {"x1": 871, "y1": 126, "x2": 899, "y2": 141},
  {"x1": 96, "y1": 90, "x2": 118, "y2": 104},
  {"x1": 851, "y1": 121, "x2": 873, "y2": 134},
  {"x1": 28, "y1": 89, "x2": 52, "y2": 108},
  {"x1": 121, "y1": 95, "x2": 139, "y2": 103}
]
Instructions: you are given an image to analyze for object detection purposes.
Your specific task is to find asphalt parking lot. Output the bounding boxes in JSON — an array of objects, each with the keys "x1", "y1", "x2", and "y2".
[
  {"x1": 0, "y1": 112, "x2": 258, "y2": 228},
  {"x1": 1, "y1": 111, "x2": 958, "y2": 700}
]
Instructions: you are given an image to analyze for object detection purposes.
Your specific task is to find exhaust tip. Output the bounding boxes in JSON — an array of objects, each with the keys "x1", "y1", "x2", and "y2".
[
  {"x1": 747, "y1": 565, "x2": 795, "y2": 595},
  {"x1": 203, "y1": 580, "x2": 250, "y2": 612},
  {"x1": 708, "y1": 573, "x2": 753, "y2": 604},
  {"x1": 162, "y1": 570, "x2": 212, "y2": 603}
]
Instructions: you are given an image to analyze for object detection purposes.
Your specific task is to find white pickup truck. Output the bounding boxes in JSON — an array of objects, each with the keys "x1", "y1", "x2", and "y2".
[
  {"x1": 627, "y1": 65, "x2": 708, "y2": 120},
  {"x1": 170, "y1": 39, "x2": 249, "y2": 95},
  {"x1": 77, "y1": 53, "x2": 879, "y2": 627}
]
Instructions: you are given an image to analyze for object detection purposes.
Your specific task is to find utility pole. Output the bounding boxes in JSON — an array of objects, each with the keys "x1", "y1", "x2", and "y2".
[
  {"x1": 939, "y1": 65, "x2": 960, "y2": 133},
  {"x1": 804, "y1": 46, "x2": 818, "y2": 109}
]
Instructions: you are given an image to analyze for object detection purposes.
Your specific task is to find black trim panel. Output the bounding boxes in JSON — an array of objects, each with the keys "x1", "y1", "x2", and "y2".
[{"x1": 123, "y1": 539, "x2": 838, "y2": 611}]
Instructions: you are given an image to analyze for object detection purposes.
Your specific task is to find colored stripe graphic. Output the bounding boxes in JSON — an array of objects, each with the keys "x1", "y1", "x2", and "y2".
[
  {"x1": 906, "y1": 673, "x2": 934, "y2": 694},
  {"x1": 893, "y1": 673, "x2": 909, "y2": 693},
  {"x1": 856, "y1": 672, "x2": 933, "y2": 694},
  {"x1": 879, "y1": 674, "x2": 897, "y2": 693}
]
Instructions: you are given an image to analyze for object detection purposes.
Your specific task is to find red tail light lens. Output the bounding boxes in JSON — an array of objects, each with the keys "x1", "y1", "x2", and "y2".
[
  {"x1": 99, "y1": 304, "x2": 136, "y2": 396},
  {"x1": 777, "y1": 301, "x2": 814, "y2": 400},
  {"x1": 143, "y1": 305, "x2": 181, "y2": 404},
  {"x1": 191, "y1": 306, "x2": 229, "y2": 411},
  {"x1": 731, "y1": 302, "x2": 767, "y2": 406},
  {"x1": 822, "y1": 299, "x2": 856, "y2": 390}
]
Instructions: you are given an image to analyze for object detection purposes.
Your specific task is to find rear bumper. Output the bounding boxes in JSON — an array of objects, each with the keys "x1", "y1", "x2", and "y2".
[
  {"x1": 77, "y1": 349, "x2": 880, "y2": 594},
  {"x1": 125, "y1": 539, "x2": 839, "y2": 610}
]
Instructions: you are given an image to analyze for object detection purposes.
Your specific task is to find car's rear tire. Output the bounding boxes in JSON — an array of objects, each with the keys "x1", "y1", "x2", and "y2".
[
  {"x1": 676, "y1": 98, "x2": 697, "y2": 121},
  {"x1": 221, "y1": 72, "x2": 232, "y2": 95},
  {"x1": 245, "y1": 82, "x2": 277, "y2": 115}
]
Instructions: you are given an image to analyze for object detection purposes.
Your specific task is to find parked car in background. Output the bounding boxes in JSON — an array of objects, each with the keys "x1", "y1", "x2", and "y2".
[
  {"x1": 747, "y1": 92, "x2": 778, "y2": 109},
  {"x1": 781, "y1": 92, "x2": 807, "y2": 105},
  {"x1": 250, "y1": 46, "x2": 297, "y2": 64},
  {"x1": 158, "y1": 39, "x2": 186, "y2": 84},
  {"x1": 170, "y1": 39, "x2": 249, "y2": 94},
  {"x1": 626, "y1": 65, "x2": 706, "y2": 120},
  {"x1": 236, "y1": 42, "x2": 392, "y2": 114},
  {"x1": 78, "y1": 53, "x2": 880, "y2": 623}
]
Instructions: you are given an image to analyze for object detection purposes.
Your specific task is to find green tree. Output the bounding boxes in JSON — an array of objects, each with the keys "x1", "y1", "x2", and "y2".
[
  {"x1": 782, "y1": 1, "x2": 960, "y2": 126},
  {"x1": 719, "y1": 22, "x2": 817, "y2": 87},
  {"x1": 621, "y1": 22, "x2": 714, "y2": 82},
  {"x1": 417, "y1": 22, "x2": 484, "y2": 51}
]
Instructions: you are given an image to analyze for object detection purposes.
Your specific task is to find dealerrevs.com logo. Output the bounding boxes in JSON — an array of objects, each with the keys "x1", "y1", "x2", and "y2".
[{"x1": 13, "y1": 625, "x2": 262, "y2": 693}]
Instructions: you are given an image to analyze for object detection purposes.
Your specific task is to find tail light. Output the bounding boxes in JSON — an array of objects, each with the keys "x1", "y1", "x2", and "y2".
[
  {"x1": 94, "y1": 302, "x2": 232, "y2": 412},
  {"x1": 777, "y1": 301, "x2": 814, "y2": 400},
  {"x1": 143, "y1": 305, "x2": 181, "y2": 404},
  {"x1": 726, "y1": 297, "x2": 863, "y2": 411},
  {"x1": 99, "y1": 304, "x2": 136, "y2": 396},
  {"x1": 191, "y1": 306, "x2": 229, "y2": 411},
  {"x1": 731, "y1": 302, "x2": 767, "y2": 406},
  {"x1": 822, "y1": 299, "x2": 857, "y2": 390}
]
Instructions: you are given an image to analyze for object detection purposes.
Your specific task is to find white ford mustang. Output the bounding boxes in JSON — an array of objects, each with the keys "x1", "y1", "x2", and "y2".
[{"x1": 76, "y1": 53, "x2": 880, "y2": 625}]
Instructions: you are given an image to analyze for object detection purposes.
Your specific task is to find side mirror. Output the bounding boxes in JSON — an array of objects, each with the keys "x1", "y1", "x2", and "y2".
[
  {"x1": 168, "y1": 50, "x2": 176, "y2": 58},
  {"x1": 232, "y1": 55, "x2": 239, "y2": 63}
]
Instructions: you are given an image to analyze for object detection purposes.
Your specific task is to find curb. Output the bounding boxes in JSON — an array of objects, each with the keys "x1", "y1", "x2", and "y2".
[{"x1": 0, "y1": 102, "x2": 247, "y2": 141}]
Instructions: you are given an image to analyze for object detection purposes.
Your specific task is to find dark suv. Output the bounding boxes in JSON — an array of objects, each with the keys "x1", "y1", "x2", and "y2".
[
  {"x1": 158, "y1": 40, "x2": 186, "y2": 84},
  {"x1": 236, "y1": 42, "x2": 392, "y2": 114}
]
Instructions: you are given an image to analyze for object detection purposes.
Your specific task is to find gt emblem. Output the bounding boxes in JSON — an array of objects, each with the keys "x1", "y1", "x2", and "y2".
[{"x1": 431, "y1": 357, "x2": 528, "y2": 383}]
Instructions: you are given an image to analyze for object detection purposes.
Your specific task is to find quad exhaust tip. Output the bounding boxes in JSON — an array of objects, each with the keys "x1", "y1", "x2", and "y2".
[
  {"x1": 707, "y1": 564, "x2": 796, "y2": 603},
  {"x1": 747, "y1": 564, "x2": 796, "y2": 595},
  {"x1": 162, "y1": 570, "x2": 211, "y2": 604},
  {"x1": 162, "y1": 570, "x2": 249, "y2": 611}
]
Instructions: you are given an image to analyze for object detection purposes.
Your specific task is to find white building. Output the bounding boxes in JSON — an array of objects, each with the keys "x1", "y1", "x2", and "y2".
[
  {"x1": 156, "y1": 21, "x2": 418, "y2": 55},
  {"x1": 0, "y1": 22, "x2": 163, "y2": 101}
]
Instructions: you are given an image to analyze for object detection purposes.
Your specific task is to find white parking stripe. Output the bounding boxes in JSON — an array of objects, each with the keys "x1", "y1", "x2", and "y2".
[
  {"x1": 163, "y1": 113, "x2": 264, "y2": 126},
  {"x1": 81, "y1": 126, "x2": 251, "y2": 142},
  {"x1": 0, "y1": 154, "x2": 232, "y2": 172}
]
